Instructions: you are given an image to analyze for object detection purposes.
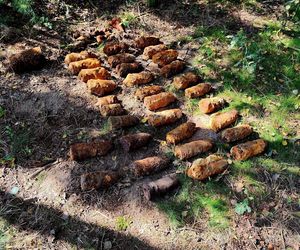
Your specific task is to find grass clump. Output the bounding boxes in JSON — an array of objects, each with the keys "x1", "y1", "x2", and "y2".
[
  {"x1": 0, "y1": 125, "x2": 32, "y2": 167},
  {"x1": 157, "y1": 175, "x2": 230, "y2": 229},
  {"x1": 115, "y1": 216, "x2": 132, "y2": 231},
  {"x1": 0, "y1": 218, "x2": 15, "y2": 249},
  {"x1": 0, "y1": 0, "x2": 52, "y2": 28}
]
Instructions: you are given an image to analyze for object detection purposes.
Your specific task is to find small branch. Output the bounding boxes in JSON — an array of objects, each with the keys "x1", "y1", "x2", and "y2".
[{"x1": 30, "y1": 158, "x2": 61, "y2": 179}]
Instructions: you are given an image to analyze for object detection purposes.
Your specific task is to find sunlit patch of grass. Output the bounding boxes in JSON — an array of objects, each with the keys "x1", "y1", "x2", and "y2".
[
  {"x1": 193, "y1": 194, "x2": 230, "y2": 228},
  {"x1": 257, "y1": 158, "x2": 300, "y2": 176},
  {"x1": 115, "y1": 216, "x2": 132, "y2": 231},
  {"x1": 120, "y1": 11, "x2": 137, "y2": 28},
  {"x1": 157, "y1": 174, "x2": 230, "y2": 229},
  {"x1": 0, "y1": 218, "x2": 15, "y2": 249},
  {"x1": 232, "y1": 160, "x2": 253, "y2": 174}
]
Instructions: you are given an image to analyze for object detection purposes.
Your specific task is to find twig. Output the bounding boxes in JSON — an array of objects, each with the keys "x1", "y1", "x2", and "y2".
[
  {"x1": 281, "y1": 229, "x2": 286, "y2": 249},
  {"x1": 29, "y1": 158, "x2": 61, "y2": 179}
]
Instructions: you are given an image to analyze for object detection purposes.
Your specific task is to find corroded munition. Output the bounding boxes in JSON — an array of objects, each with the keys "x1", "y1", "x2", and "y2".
[
  {"x1": 185, "y1": 83, "x2": 212, "y2": 98},
  {"x1": 143, "y1": 44, "x2": 167, "y2": 60},
  {"x1": 69, "y1": 141, "x2": 113, "y2": 161},
  {"x1": 135, "y1": 85, "x2": 164, "y2": 101},
  {"x1": 152, "y1": 49, "x2": 178, "y2": 67},
  {"x1": 64, "y1": 51, "x2": 97, "y2": 65},
  {"x1": 131, "y1": 156, "x2": 170, "y2": 176},
  {"x1": 161, "y1": 60, "x2": 185, "y2": 78},
  {"x1": 230, "y1": 139, "x2": 267, "y2": 161},
  {"x1": 166, "y1": 122, "x2": 196, "y2": 144},
  {"x1": 187, "y1": 155, "x2": 228, "y2": 180},
  {"x1": 68, "y1": 58, "x2": 101, "y2": 74},
  {"x1": 116, "y1": 62, "x2": 143, "y2": 77},
  {"x1": 199, "y1": 97, "x2": 226, "y2": 114},
  {"x1": 79, "y1": 67, "x2": 111, "y2": 82},
  {"x1": 103, "y1": 41, "x2": 128, "y2": 56},
  {"x1": 108, "y1": 53, "x2": 135, "y2": 68},
  {"x1": 220, "y1": 124, "x2": 253, "y2": 143},
  {"x1": 173, "y1": 72, "x2": 201, "y2": 90},
  {"x1": 86, "y1": 79, "x2": 117, "y2": 96},
  {"x1": 123, "y1": 71, "x2": 154, "y2": 87},
  {"x1": 108, "y1": 115, "x2": 139, "y2": 129},
  {"x1": 142, "y1": 174, "x2": 180, "y2": 201},
  {"x1": 96, "y1": 95, "x2": 119, "y2": 107},
  {"x1": 144, "y1": 92, "x2": 176, "y2": 111},
  {"x1": 120, "y1": 133, "x2": 152, "y2": 151},
  {"x1": 8, "y1": 47, "x2": 46, "y2": 73},
  {"x1": 100, "y1": 103, "x2": 125, "y2": 117},
  {"x1": 147, "y1": 109, "x2": 182, "y2": 127},
  {"x1": 210, "y1": 109, "x2": 239, "y2": 132},
  {"x1": 81, "y1": 171, "x2": 120, "y2": 191},
  {"x1": 135, "y1": 36, "x2": 162, "y2": 49},
  {"x1": 174, "y1": 140, "x2": 213, "y2": 160}
]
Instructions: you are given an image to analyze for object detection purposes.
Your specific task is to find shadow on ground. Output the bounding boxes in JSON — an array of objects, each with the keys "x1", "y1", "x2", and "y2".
[{"x1": 0, "y1": 189, "x2": 156, "y2": 249}]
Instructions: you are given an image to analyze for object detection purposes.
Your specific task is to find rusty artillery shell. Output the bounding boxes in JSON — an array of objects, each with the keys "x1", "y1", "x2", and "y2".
[
  {"x1": 220, "y1": 124, "x2": 253, "y2": 143},
  {"x1": 135, "y1": 85, "x2": 164, "y2": 101},
  {"x1": 123, "y1": 71, "x2": 154, "y2": 87},
  {"x1": 230, "y1": 139, "x2": 267, "y2": 161},
  {"x1": 174, "y1": 140, "x2": 213, "y2": 160},
  {"x1": 131, "y1": 156, "x2": 170, "y2": 177},
  {"x1": 86, "y1": 79, "x2": 117, "y2": 97},
  {"x1": 100, "y1": 103, "x2": 125, "y2": 117},
  {"x1": 116, "y1": 62, "x2": 143, "y2": 77},
  {"x1": 187, "y1": 155, "x2": 228, "y2": 180},
  {"x1": 64, "y1": 51, "x2": 97, "y2": 65},
  {"x1": 185, "y1": 83, "x2": 212, "y2": 98},
  {"x1": 152, "y1": 49, "x2": 178, "y2": 67},
  {"x1": 199, "y1": 97, "x2": 226, "y2": 114},
  {"x1": 108, "y1": 53, "x2": 135, "y2": 68},
  {"x1": 103, "y1": 41, "x2": 128, "y2": 56},
  {"x1": 79, "y1": 67, "x2": 111, "y2": 82},
  {"x1": 142, "y1": 174, "x2": 180, "y2": 201},
  {"x1": 69, "y1": 141, "x2": 113, "y2": 161},
  {"x1": 210, "y1": 109, "x2": 239, "y2": 132},
  {"x1": 147, "y1": 108, "x2": 182, "y2": 127},
  {"x1": 173, "y1": 72, "x2": 201, "y2": 90},
  {"x1": 143, "y1": 44, "x2": 167, "y2": 60},
  {"x1": 166, "y1": 122, "x2": 196, "y2": 144},
  {"x1": 135, "y1": 36, "x2": 162, "y2": 49},
  {"x1": 96, "y1": 95, "x2": 119, "y2": 107},
  {"x1": 68, "y1": 58, "x2": 101, "y2": 75},
  {"x1": 161, "y1": 60, "x2": 185, "y2": 78},
  {"x1": 8, "y1": 47, "x2": 46, "y2": 73},
  {"x1": 81, "y1": 171, "x2": 120, "y2": 191},
  {"x1": 108, "y1": 115, "x2": 139, "y2": 129},
  {"x1": 120, "y1": 133, "x2": 152, "y2": 152},
  {"x1": 144, "y1": 92, "x2": 176, "y2": 111}
]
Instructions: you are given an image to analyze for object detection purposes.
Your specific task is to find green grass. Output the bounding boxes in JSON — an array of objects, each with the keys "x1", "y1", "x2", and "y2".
[
  {"x1": 0, "y1": 0, "x2": 52, "y2": 28},
  {"x1": 120, "y1": 12, "x2": 137, "y2": 28},
  {"x1": 157, "y1": 175, "x2": 230, "y2": 229},
  {"x1": 115, "y1": 216, "x2": 132, "y2": 231},
  {"x1": 0, "y1": 218, "x2": 15, "y2": 249},
  {"x1": 0, "y1": 125, "x2": 32, "y2": 166},
  {"x1": 159, "y1": 10, "x2": 300, "y2": 229}
]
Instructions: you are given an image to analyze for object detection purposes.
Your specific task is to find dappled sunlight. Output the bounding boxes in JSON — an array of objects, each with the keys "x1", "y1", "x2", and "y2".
[{"x1": 0, "y1": 0, "x2": 299, "y2": 249}]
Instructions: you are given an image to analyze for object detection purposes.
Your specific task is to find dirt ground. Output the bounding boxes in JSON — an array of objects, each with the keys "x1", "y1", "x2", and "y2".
[{"x1": 0, "y1": 1, "x2": 299, "y2": 249}]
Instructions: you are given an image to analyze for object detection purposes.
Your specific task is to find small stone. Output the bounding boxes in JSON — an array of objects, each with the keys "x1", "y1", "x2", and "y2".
[
  {"x1": 104, "y1": 240, "x2": 112, "y2": 250},
  {"x1": 181, "y1": 211, "x2": 188, "y2": 217}
]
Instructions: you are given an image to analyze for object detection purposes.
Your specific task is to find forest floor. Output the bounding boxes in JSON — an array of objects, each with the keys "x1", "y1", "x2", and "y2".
[{"x1": 0, "y1": 0, "x2": 299, "y2": 249}]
